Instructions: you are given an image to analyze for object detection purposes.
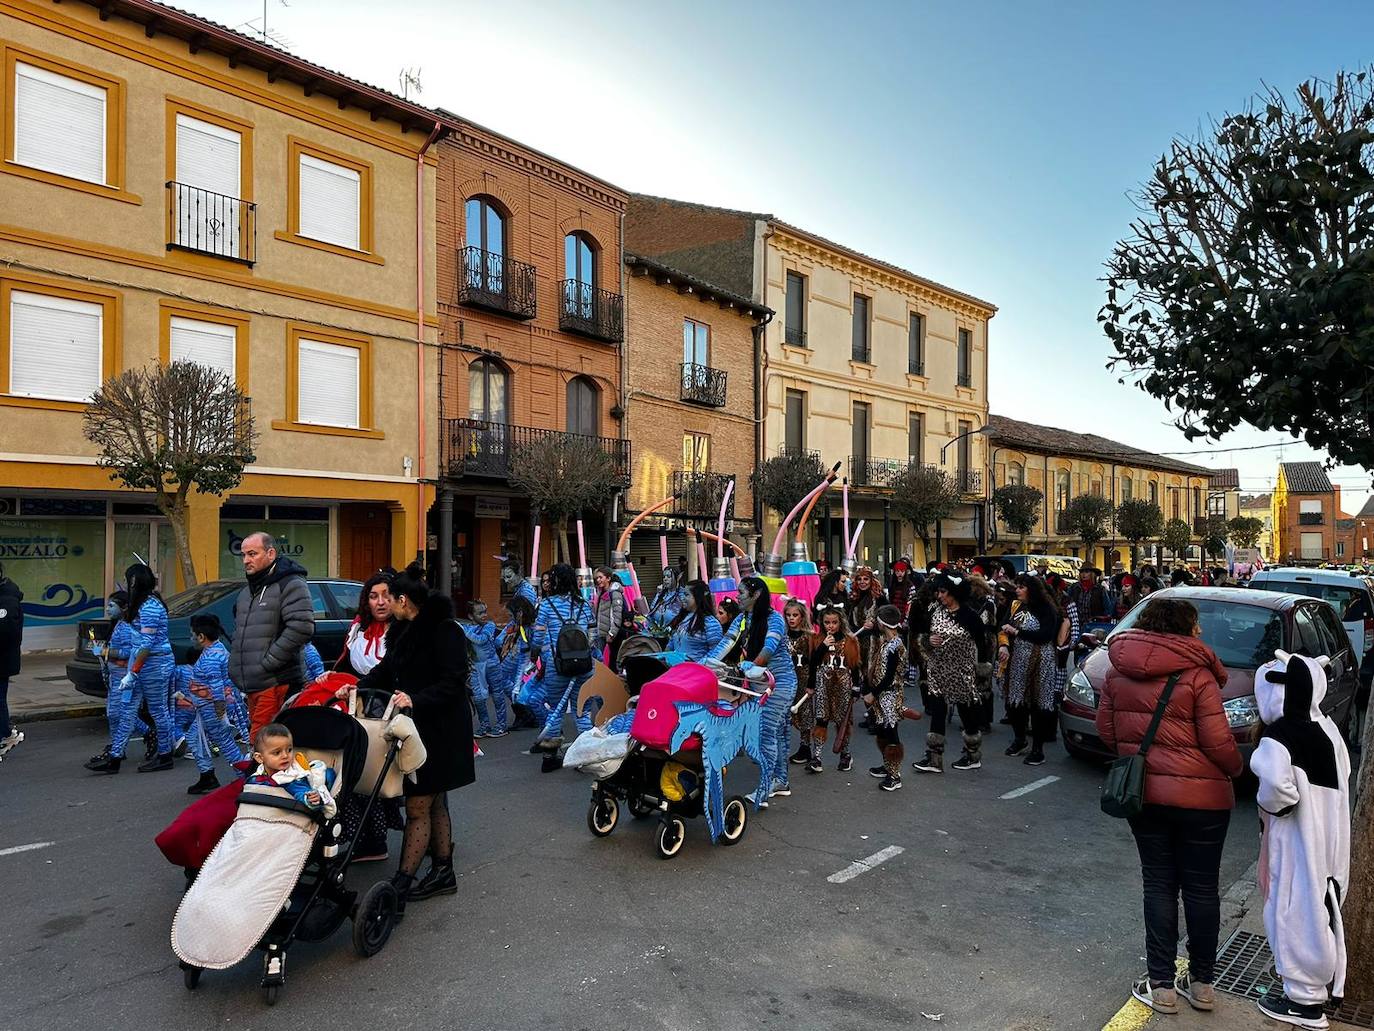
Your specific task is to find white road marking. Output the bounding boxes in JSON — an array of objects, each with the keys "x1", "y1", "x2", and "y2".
[
  {"x1": 1000, "y1": 775, "x2": 1060, "y2": 800},
  {"x1": 0, "y1": 840, "x2": 54, "y2": 857},
  {"x1": 827, "y1": 845, "x2": 905, "y2": 884}
]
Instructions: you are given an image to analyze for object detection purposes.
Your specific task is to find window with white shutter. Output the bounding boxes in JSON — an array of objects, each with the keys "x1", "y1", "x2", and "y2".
[
  {"x1": 169, "y1": 316, "x2": 236, "y2": 380},
  {"x1": 173, "y1": 114, "x2": 243, "y2": 259},
  {"x1": 13, "y1": 62, "x2": 107, "y2": 185},
  {"x1": 297, "y1": 339, "x2": 360, "y2": 428},
  {"x1": 9, "y1": 290, "x2": 103, "y2": 401},
  {"x1": 298, "y1": 153, "x2": 361, "y2": 250}
]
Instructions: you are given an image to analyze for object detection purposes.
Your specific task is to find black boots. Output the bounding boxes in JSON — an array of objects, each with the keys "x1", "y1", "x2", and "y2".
[
  {"x1": 187, "y1": 771, "x2": 220, "y2": 795},
  {"x1": 138, "y1": 752, "x2": 174, "y2": 772},
  {"x1": 409, "y1": 858, "x2": 457, "y2": 901},
  {"x1": 85, "y1": 752, "x2": 121, "y2": 774}
]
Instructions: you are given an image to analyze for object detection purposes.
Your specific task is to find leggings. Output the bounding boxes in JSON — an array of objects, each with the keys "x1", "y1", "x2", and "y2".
[
  {"x1": 111, "y1": 655, "x2": 174, "y2": 759},
  {"x1": 184, "y1": 690, "x2": 244, "y2": 773},
  {"x1": 399, "y1": 793, "x2": 453, "y2": 876},
  {"x1": 756, "y1": 687, "x2": 795, "y2": 798},
  {"x1": 104, "y1": 663, "x2": 147, "y2": 746}
]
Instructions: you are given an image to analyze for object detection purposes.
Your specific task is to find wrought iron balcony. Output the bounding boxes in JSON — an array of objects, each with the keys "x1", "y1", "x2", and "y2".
[
  {"x1": 680, "y1": 363, "x2": 727, "y2": 407},
  {"x1": 957, "y1": 468, "x2": 982, "y2": 495},
  {"x1": 167, "y1": 181, "x2": 256, "y2": 265},
  {"x1": 670, "y1": 470, "x2": 735, "y2": 520},
  {"x1": 1298, "y1": 512, "x2": 1324, "y2": 526},
  {"x1": 777, "y1": 445, "x2": 821, "y2": 462},
  {"x1": 784, "y1": 325, "x2": 806, "y2": 348},
  {"x1": 909, "y1": 361, "x2": 925, "y2": 376},
  {"x1": 957, "y1": 373, "x2": 973, "y2": 388},
  {"x1": 458, "y1": 246, "x2": 536, "y2": 319},
  {"x1": 441, "y1": 417, "x2": 629, "y2": 483},
  {"x1": 559, "y1": 281, "x2": 624, "y2": 343},
  {"x1": 848, "y1": 456, "x2": 913, "y2": 489}
]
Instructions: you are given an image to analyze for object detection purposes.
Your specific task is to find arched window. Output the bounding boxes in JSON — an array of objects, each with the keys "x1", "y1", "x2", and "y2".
[
  {"x1": 468, "y1": 358, "x2": 508, "y2": 424},
  {"x1": 1056, "y1": 469, "x2": 1071, "y2": 510},
  {"x1": 464, "y1": 196, "x2": 507, "y2": 296},
  {"x1": 566, "y1": 376, "x2": 599, "y2": 437},
  {"x1": 563, "y1": 231, "x2": 598, "y2": 319},
  {"x1": 1008, "y1": 461, "x2": 1024, "y2": 486},
  {"x1": 1120, "y1": 477, "x2": 1133, "y2": 502}
]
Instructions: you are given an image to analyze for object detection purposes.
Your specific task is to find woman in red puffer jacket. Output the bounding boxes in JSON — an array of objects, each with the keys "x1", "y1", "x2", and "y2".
[{"x1": 1096, "y1": 598, "x2": 1243, "y2": 1018}]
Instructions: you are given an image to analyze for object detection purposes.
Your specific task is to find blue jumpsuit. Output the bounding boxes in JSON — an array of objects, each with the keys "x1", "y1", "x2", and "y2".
[
  {"x1": 100, "y1": 620, "x2": 147, "y2": 745},
  {"x1": 464, "y1": 620, "x2": 505, "y2": 735},
  {"x1": 111, "y1": 597, "x2": 175, "y2": 759},
  {"x1": 489, "y1": 620, "x2": 523, "y2": 713},
  {"x1": 706, "y1": 608, "x2": 797, "y2": 801},
  {"x1": 302, "y1": 642, "x2": 326, "y2": 683},
  {"x1": 668, "y1": 614, "x2": 723, "y2": 662},
  {"x1": 179, "y1": 641, "x2": 244, "y2": 773},
  {"x1": 531, "y1": 594, "x2": 595, "y2": 741}
]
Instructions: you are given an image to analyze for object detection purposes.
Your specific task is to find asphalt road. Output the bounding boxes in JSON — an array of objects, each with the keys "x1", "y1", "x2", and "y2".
[{"x1": 0, "y1": 714, "x2": 1260, "y2": 1031}]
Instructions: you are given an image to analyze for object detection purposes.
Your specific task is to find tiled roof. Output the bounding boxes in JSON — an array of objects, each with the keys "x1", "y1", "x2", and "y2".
[
  {"x1": 1211, "y1": 468, "x2": 1240, "y2": 489},
  {"x1": 988, "y1": 415, "x2": 1212, "y2": 476},
  {"x1": 1280, "y1": 462, "x2": 1335, "y2": 493},
  {"x1": 1357, "y1": 496, "x2": 1374, "y2": 519},
  {"x1": 624, "y1": 254, "x2": 772, "y2": 318},
  {"x1": 1240, "y1": 493, "x2": 1272, "y2": 509}
]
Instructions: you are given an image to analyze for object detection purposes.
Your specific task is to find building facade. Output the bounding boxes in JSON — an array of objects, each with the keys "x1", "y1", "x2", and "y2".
[
  {"x1": 626, "y1": 195, "x2": 996, "y2": 567},
  {"x1": 621, "y1": 254, "x2": 769, "y2": 570},
  {"x1": 1349, "y1": 498, "x2": 1374, "y2": 563},
  {"x1": 432, "y1": 117, "x2": 627, "y2": 614},
  {"x1": 0, "y1": 0, "x2": 440, "y2": 646},
  {"x1": 987, "y1": 416, "x2": 1212, "y2": 569},
  {"x1": 1238, "y1": 493, "x2": 1275, "y2": 561},
  {"x1": 1272, "y1": 462, "x2": 1342, "y2": 564}
]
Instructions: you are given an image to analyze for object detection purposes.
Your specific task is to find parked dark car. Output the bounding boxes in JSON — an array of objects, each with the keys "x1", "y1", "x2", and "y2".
[
  {"x1": 1059, "y1": 587, "x2": 1361, "y2": 762},
  {"x1": 67, "y1": 578, "x2": 363, "y2": 698}
]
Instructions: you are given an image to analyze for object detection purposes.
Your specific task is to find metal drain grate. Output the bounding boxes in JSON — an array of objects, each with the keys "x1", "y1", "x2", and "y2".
[{"x1": 1213, "y1": 929, "x2": 1374, "y2": 1028}]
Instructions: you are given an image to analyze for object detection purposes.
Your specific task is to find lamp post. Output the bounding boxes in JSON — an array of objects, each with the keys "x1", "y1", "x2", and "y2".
[{"x1": 940, "y1": 424, "x2": 991, "y2": 559}]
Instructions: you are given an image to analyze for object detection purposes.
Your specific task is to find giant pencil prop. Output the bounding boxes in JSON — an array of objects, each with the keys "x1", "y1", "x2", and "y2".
[
  {"x1": 614, "y1": 493, "x2": 677, "y2": 609},
  {"x1": 783, "y1": 474, "x2": 831, "y2": 607},
  {"x1": 840, "y1": 479, "x2": 858, "y2": 575},
  {"x1": 760, "y1": 463, "x2": 840, "y2": 611},
  {"x1": 575, "y1": 519, "x2": 594, "y2": 603},
  {"x1": 527, "y1": 523, "x2": 543, "y2": 597},
  {"x1": 708, "y1": 480, "x2": 738, "y2": 606}
]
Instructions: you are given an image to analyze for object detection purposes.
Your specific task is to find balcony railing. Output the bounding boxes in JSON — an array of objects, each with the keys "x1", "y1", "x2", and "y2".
[
  {"x1": 442, "y1": 418, "x2": 630, "y2": 482},
  {"x1": 784, "y1": 326, "x2": 806, "y2": 348},
  {"x1": 167, "y1": 181, "x2": 256, "y2": 265},
  {"x1": 848, "y1": 455, "x2": 912, "y2": 489},
  {"x1": 957, "y1": 468, "x2": 981, "y2": 495},
  {"x1": 680, "y1": 363, "x2": 727, "y2": 407},
  {"x1": 1055, "y1": 511, "x2": 1071, "y2": 534},
  {"x1": 1298, "y1": 512, "x2": 1324, "y2": 526},
  {"x1": 458, "y1": 246, "x2": 536, "y2": 319},
  {"x1": 669, "y1": 470, "x2": 735, "y2": 520},
  {"x1": 778, "y1": 445, "x2": 821, "y2": 462},
  {"x1": 909, "y1": 361, "x2": 925, "y2": 376},
  {"x1": 559, "y1": 281, "x2": 624, "y2": 343},
  {"x1": 957, "y1": 373, "x2": 973, "y2": 388}
]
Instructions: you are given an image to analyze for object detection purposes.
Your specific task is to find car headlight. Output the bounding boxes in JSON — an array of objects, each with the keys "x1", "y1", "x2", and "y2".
[
  {"x1": 1065, "y1": 668, "x2": 1097, "y2": 708},
  {"x1": 1223, "y1": 694, "x2": 1259, "y2": 729}
]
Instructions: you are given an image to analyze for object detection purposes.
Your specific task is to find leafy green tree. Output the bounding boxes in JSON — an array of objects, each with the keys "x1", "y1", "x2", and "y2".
[
  {"x1": 1228, "y1": 515, "x2": 1264, "y2": 549},
  {"x1": 1064, "y1": 494, "x2": 1116, "y2": 560},
  {"x1": 890, "y1": 463, "x2": 962, "y2": 560},
  {"x1": 1203, "y1": 516, "x2": 1230, "y2": 560},
  {"x1": 1116, "y1": 499, "x2": 1164, "y2": 567},
  {"x1": 992, "y1": 484, "x2": 1044, "y2": 549},
  {"x1": 1161, "y1": 518, "x2": 1194, "y2": 562}
]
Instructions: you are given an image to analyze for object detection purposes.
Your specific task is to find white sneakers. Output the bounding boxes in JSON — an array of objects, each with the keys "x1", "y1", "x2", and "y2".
[{"x1": 0, "y1": 728, "x2": 23, "y2": 761}]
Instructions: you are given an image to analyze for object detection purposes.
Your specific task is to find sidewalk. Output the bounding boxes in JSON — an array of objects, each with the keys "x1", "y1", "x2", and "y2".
[{"x1": 7, "y1": 651, "x2": 104, "y2": 722}]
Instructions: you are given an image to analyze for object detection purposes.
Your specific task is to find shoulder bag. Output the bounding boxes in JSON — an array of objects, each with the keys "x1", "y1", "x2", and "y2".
[{"x1": 1100, "y1": 672, "x2": 1181, "y2": 819}]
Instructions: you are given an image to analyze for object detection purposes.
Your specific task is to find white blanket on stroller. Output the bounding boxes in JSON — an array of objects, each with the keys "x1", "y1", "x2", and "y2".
[
  {"x1": 563, "y1": 730, "x2": 632, "y2": 780},
  {"x1": 171, "y1": 789, "x2": 316, "y2": 970}
]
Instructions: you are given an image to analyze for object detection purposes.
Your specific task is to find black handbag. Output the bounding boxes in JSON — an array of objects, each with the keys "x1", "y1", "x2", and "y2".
[{"x1": 1100, "y1": 672, "x2": 1181, "y2": 819}]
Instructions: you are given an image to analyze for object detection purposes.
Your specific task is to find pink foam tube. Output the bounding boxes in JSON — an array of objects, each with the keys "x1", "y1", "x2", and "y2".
[
  {"x1": 770, "y1": 466, "x2": 840, "y2": 557},
  {"x1": 576, "y1": 519, "x2": 587, "y2": 571},
  {"x1": 730, "y1": 557, "x2": 741, "y2": 581},
  {"x1": 843, "y1": 479, "x2": 851, "y2": 557},
  {"x1": 530, "y1": 524, "x2": 542, "y2": 577},
  {"x1": 717, "y1": 480, "x2": 734, "y2": 559},
  {"x1": 697, "y1": 542, "x2": 710, "y2": 582},
  {"x1": 659, "y1": 534, "x2": 669, "y2": 571},
  {"x1": 849, "y1": 520, "x2": 866, "y2": 558},
  {"x1": 625, "y1": 561, "x2": 642, "y2": 607}
]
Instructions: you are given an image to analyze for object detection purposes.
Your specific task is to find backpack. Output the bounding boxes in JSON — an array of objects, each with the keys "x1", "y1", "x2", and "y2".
[{"x1": 553, "y1": 598, "x2": 594, "y2": 677}]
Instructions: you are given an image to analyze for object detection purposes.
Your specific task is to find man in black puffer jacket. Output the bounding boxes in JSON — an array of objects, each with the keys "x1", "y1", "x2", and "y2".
[{"x1": 229, "y1": 532, "x2": 314, "y2": 735}]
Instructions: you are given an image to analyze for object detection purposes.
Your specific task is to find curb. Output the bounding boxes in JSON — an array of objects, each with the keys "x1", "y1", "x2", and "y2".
[{"x1": 13, "y1": 705, "x2": 105, "y2": 723}]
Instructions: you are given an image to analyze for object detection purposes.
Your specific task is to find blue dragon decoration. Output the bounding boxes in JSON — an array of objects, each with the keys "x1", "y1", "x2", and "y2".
[{"x1": 668, "y1": 698, "x2": 767, "y2": 842}]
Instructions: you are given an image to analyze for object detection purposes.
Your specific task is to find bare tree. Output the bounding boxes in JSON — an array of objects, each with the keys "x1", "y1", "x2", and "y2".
[
  {"x1": 84, "y1": 361, "x2": 255, "y2": 589},
  {"x1": 890, "y1": 463, "x2": 962, "y2": 561},
  {"x1": 510, "y1": 435, "x2": 624, "y2": 562}
]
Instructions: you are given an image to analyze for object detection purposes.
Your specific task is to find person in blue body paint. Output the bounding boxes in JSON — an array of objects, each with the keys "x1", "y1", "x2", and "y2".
[
  {"x1": 666, "y1": 580, "x2": 722, "y2": 661},
  {"x1": 301, "y1": 641, "x2": 326, "y2": 684},
  {"x1": 501, "y1": 595, "x2": 540, "y2": 729},
  {"x1": 464, "y1": 600, "x2": 506, "y2": 737},
  {"x1": 704, "y1": 576, "x2": 797, "y2": 808},
  {"x1": 88, "y1": 564, "x2": 176, "y2": 774},
  {"x1": 85, "y1": 591, "x2": 150, "y2": 770},
  {"x1": 530, "y1": 563, "x2": 595, "y2": 751},
  {"x1": 182, "y1": 614, "x2": 247, "y2": 795}
]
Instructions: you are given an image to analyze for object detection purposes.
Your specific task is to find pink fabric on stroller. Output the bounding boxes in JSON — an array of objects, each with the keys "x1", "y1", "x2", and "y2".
[{"x1": 629, "y1": 662, "x2": 720, "y2": 751}]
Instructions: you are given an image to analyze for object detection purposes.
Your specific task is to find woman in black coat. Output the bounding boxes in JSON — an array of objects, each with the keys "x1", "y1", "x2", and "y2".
[{"x1": 357, "y1": 565, "x2": 472, "y2": 909}]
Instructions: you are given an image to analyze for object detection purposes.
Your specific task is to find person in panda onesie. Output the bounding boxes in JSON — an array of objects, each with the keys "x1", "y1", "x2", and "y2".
[{"x1": 1251, "y1": 650, "x2": 1351, "y2": 1030}]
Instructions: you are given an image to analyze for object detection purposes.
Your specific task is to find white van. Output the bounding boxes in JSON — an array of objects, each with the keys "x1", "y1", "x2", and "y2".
[{"x1": 1248, "y1": 567, "x2": 1374, "y2": 673}]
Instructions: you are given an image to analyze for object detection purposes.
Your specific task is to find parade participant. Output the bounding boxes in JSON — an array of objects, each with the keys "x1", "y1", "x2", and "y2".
[
  {"x1": 357, "y1": 564, "x2": 474, "y2": 910},
  {"x1": 530, "y1": 563, "x2": 596, "y2": 751},
  {"x1": 1002, "y1": 574, "x2": 1059, "y2": 766},
  {"x1": 500, "y1": 595, "x2": 540, "y2": 730},
  {"x1": 887, "y1": 558, "x2": 916, "y2": 617},
  {"x1": 302, "y1": 642, "x2": 326, "y2": 685},
  {"x1": 993, "y1": 580, "x2": 1017, "y2": 724},
  {"x1": 717, "y1": 597, "x2": 740, "y2": 630},
  {"x1": 85, "y1": 591, "x2": 147, "y2": 770},
  {"x1": 807, "y1": 604, "x2": 862, "y2": 773},
  {"x1": 862, "y1": 604, "x2": 908, "y2": 791},
  {"x1": 811, "y1": 569, "x2": 848, "y2": 628},
  {"x1": 591, "y1": 565, "x2": 627, "y2": 666},
  {"x1": 1117, "y1": 574, "x2": 1143, "y2": 617},
  {"x1": 1252, "y1": 653, "x2": 1350, "y2": 1028},
  {"x1": 182, "y1": 614, "x2": 246, "y2": 795},
  {"x1": 1068, "y1": 566, "x2": 1113, "y2": 625},
  {"x1": 912, "y1": 573, "x2": 985, "y2": 774},
  {"x1": 666, "y1": 580, "x2": 722, "y2": 661},
  {"x1": 846, "y1": 565, "x2": 888, "y2": 642},
  {"x1": 966, "y1": 574, "x2": 999, "y2": 735},
  {"x1": 499, "y1": 553, "x2": 540, "y2": 612},
  {"x1": 784, "y1": 599, "x2": 819, "y2": 765},
  {"x1": 649, "y1": 564, "x2": 685, "y2": 630},
  {"x1": 1052, "y1": 580, "x2": 1079, "y2": 712},
  {"x1": 463, "y1": 600, "x2": 505, "y2": 738},
  {"x1": 0, "y1": 562, "x2": 23, "y2": 762},
  {"x1": 89, "y1": 564, "x2": 177, "y2": 774},
  {"x1": 705, "y1": 576, "x2": 797, "y2": 807}
]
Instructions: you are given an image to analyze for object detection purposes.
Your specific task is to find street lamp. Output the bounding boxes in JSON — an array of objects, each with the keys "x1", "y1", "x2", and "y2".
[{"x1": 940, "y1": 423, "x2": 992, "y2": 465}]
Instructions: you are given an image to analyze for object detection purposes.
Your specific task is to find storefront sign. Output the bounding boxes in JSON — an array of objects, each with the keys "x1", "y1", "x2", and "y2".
[
  {"x1": 0, "y1": 518, "x2": 106, "y2": 627},
  {"x1": 219, "y1": 522, "x2": 330, "y2": 578},
  {"x1": 474, "y1": 496, "x2": 511, "y2": 520}
]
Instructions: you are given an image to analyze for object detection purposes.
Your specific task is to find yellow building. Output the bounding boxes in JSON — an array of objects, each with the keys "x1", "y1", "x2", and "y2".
[
  {"x1": 0, "y1": 0, "x2": 441, "y2": 646},
  {"x1": 1238, "y1": 493, "x2": 1274, "y2": 561},
  {"x1": 626, "y1": 196, "x2": 996, "y2": 567},
  {"x1": 987, "y1": 415, "x2": 1213, "y2": 570}
]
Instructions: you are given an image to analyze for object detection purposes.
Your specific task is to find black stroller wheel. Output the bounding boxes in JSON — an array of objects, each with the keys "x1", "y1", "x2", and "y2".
[
  {"x1": 180, "y1": 962, "x2": 202, "y2": 990},
  {"x1": 587, "y1": 793, "x2": 619, "y2": 837},
  {"x1": 653, "y1": 815, "x2": 686, "y2": 859},
  {"x1": 262, "y1": 983, "x2": 279, "y2": 1006},
  {"x1": 627, "y1": 793, "x2": 654, "y2": 820},
  {"x1": 352, "y1": 881, "x2": 399, "y2": 958},
  {"x1": 719, "y1": 796, "x2": 748, "y2": 846}
]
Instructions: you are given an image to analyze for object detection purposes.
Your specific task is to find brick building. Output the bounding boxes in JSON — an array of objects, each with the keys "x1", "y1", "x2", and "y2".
[
  {"x1": 1272, "y1": 462, "x2": 1342, "y2": 564},
  {"x1": 432, "y1": 115, "x2": 627, "y2": 613},
  {"x1": 621, "y1": 254, "x2": 771, "y2": 570},
  {"x1": 1350, "y1": 497, "x2": 1374, "y2": 562}
]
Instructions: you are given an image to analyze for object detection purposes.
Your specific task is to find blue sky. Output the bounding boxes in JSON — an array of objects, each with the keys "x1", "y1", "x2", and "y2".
[{"x1": 192, "y1": 0, "x2": 1374, "y2": 510}]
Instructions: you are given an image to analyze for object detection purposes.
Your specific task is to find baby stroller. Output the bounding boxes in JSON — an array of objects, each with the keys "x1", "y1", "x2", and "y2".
[
  {"x1": 171, "y1": 691, "x2": 423, "y2": 1004},
  {"x1": 571, "y1": 658, "x2": 773, "y2": 860}
]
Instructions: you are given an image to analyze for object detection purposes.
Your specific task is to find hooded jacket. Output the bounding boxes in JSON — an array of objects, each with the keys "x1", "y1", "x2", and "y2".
[
  {"x1": 1096, "y1": 628, "x2": 1243, "y2": 810},
  {"x1": 229, "y1": 557, "x2": 314, "y2": 695},
  {"x1": 0, "y1": 576, "x2": 22, "y2": 677}
]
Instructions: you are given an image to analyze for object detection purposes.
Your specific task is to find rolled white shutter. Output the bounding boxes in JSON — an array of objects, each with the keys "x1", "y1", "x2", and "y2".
[
  {"x1": 298, "y1": 154, "x2": 360, "y2": 250},
  {"x1": 9, "y1": 290, "x2": 103, "y2": 401},
  {"x1": 169, "y1": 316, "x2": 236, "y2": 380},
  {"x1": 13, "y1": 62, "x2": 107, "y2": 185},
  {"x1": 297, "y1": 339, "x2": 360, "y2": 428},
  {"x1": 173, "y1": 115, "x2": 243, "y2": 258}
]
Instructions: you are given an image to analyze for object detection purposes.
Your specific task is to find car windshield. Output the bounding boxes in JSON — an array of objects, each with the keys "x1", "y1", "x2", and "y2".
[
  {"x1": 165, "y1": 583, "x2": 235, "y2": 617},
  {"x1": 1250, "y1": 579, "x2": 1371, "y2": 621},
  {"x1": 1112, "y1": 598, "x2": 1283, "y2": 669}
]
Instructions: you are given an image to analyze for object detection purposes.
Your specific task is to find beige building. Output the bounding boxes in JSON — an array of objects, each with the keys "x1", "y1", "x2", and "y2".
[
  {"x1": 1238, "y1": 493, "x2": 1274, "y2": 560},
  {"x1": 626, "y1": 195, "x2": 995, "y2": 567},
  {"x1": 0, "y1": 0, "x2": 441, "y2": 645}
]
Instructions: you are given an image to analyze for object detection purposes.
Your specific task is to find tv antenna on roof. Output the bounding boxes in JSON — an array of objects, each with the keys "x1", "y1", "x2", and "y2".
[{"x1": 399, "y1": 67, "x2": 423, "y2": 100}]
